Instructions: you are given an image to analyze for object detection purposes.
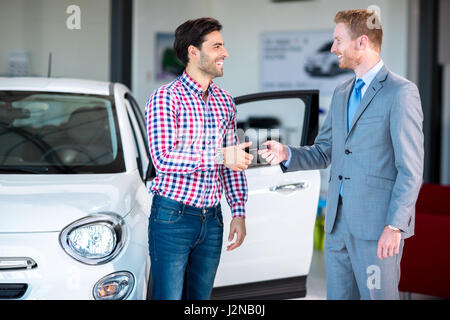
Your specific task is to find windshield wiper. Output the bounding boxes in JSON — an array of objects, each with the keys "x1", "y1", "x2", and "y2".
[{"x1": 0, "y1": 165, "x2": 49, "y2": 174}]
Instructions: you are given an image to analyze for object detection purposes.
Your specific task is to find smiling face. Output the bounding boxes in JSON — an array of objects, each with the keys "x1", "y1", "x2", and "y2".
[
  {"x1": 194, "y1": 31, "x2": 229, "y2": 79},
  {"x1": 330, "y1": 22, "x2": 363, "y2": 71}
]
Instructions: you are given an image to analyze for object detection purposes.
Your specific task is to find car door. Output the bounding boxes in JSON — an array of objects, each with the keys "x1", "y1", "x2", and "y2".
[
  {"x1": 123, "y1": 92, "x2": 154, "y2": 218},
  {"x1": 212, "y1": 90, "x2": 320, "y2": 299},
  {"x1": 124, "y1": 92, "x2": 155, "y2": 184}
]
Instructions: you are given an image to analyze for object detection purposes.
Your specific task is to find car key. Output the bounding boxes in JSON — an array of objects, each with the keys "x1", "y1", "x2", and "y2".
[{"x1": 248, "y1": 145, "x2": 268, "y2": 152}]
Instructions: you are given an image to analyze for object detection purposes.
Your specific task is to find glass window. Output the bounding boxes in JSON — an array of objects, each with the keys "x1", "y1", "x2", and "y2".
[
  {"x1": 0, "y1": 91, "x2": 125, "y2": 174},
  {"x1": 126, "y1": 110, "x2": 144, "y2": 179},
  {"x1": 126, "y1": 93, "x2": 155, "y2": 179},
  {"x1": 125, "y1": 93, "x2": 149, "y2": 158},
  {"x1": 236, "y1": 98, "x2": 306, "y2": 167}
]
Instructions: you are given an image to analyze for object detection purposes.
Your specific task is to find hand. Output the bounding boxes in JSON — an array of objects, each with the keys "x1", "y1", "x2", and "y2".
[
  {"x1": 258, "y1": 140, "x2": 289, "y2": 165},
  {"x1": 377, "y1": 226, "x2": 402, "y2": 260},
  {"x1": 222, "y1": 142, "x2": 254, "y2": 172},
  {"x1": 227, "y1": 217, "x2": 246, "y2": 251}
]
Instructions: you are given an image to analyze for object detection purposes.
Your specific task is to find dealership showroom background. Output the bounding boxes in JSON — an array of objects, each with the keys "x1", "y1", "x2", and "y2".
[{"x1": 1, "y1": 0, "x2": 450, "y2": 300}]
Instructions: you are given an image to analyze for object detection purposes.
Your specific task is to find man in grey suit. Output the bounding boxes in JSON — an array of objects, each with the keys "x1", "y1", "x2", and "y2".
[{"x1": 259, "y1": 9, "x2": 424, "y2": 299}]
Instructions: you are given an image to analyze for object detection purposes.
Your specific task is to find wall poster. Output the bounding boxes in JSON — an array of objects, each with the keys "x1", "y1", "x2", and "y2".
[
  {"x1": 155, "y1": 32, "x2": 184, "y2": 82},
  {"x1": 260, "y1": 30, "x2": 353, "y2": 95}
]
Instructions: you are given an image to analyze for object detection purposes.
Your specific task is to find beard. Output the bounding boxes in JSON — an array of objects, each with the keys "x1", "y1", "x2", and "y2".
[
  {"x1": 339, "y1": 48, "x2": 363, "y2": 70},
  {"x1": 198, "y1": 51, "x2": 223, "y2": 79}
]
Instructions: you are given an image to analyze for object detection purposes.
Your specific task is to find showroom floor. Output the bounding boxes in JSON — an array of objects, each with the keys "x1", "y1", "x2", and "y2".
[{"x1": 297, "y1": 249, "x2": 444, "y2": 300}]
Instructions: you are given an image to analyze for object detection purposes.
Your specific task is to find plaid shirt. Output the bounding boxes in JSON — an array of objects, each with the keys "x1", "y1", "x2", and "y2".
[{"x1": 145, "y1": 71, "x2": 248, "y2": 217}]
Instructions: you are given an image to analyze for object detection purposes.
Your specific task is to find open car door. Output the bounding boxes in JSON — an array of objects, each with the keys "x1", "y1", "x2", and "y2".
[{"x1": 212, "y1": 90, "x2": 320, "y2": 299}]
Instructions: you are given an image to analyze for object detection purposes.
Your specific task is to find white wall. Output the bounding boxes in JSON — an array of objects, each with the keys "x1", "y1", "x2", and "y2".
[
  {"x1": 1, "y1": 0, "x2": 409, "y2": 103},
  {"x1": 212, "y1": 0, "x2": 409, "y2": 96},
  {"x1": 0, "y1": 0, "x2": 110, "y2": 80},
  {"x1": 133, "y1": 0, "x2": 409, "y2": 107},
  {"x1": 132, "y1": 0, "x2": 212, "y2": 106}
]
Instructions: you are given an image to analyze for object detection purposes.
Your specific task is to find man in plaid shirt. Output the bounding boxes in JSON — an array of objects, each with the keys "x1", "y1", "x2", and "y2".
[{"x1": 145, "y1": 17, "x2": 253, "y2": 300}]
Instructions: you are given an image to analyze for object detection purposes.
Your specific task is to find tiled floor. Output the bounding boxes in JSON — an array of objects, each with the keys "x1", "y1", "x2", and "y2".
[{"x1": 297, "y1": 249, "x2": 444, "y2": 300}]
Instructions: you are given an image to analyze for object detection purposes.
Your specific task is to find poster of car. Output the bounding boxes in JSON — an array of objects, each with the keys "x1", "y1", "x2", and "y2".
[
  {"x1": 260, "y1": 30, "x2": 353, "y2": 95},
  {"x1": 155, "y1": 32, "x2": 184, "y2": 81}
]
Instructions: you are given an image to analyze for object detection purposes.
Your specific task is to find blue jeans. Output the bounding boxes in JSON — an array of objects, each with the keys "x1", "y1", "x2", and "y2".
[{"x1": 148, "y1": 195, "x2": 224, "y2": 300}]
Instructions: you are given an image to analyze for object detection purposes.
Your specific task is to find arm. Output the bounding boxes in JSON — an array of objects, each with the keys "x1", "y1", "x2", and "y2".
[
  {"x1": 146, "y1": 88, "x2": 215, "y2": 175},
  {"x1": 259, "y1": 94, "x2": 334, "y2": 171},
  {"x1": 221, "y1": 104, "x2": 248, "y2": 251},
  {"x1": 221, "y1": 107, "x2": 248, "y2": 218},
  {"x1": 282, "y1": 105, "x2": 333, "y2": 172},
  {"x1": 386, "y1": 82, "x2": 424, "y2": 231},
  {"x1": 378, "y1": 82, "x2": 424, "y2": 260}
]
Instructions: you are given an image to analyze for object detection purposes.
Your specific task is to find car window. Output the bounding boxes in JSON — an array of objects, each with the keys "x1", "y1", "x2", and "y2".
[
  {"x1": 125, "y1": 93, "x2": 149, "y2": 158},
  {"x1": 0, "y1": 91, "x2": 125, "y2": 174},
  {"x1": 126, "y1": 111, "x2": 144, "y2": 178},
  {"x1": 125, "y1": 93, "x2": 155, "y2": 179},
  {"x1": 236, "y1": 98, "x2": 306, "y2": 167}
]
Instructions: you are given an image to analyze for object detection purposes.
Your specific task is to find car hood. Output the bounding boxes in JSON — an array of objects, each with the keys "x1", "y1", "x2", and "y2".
[{"x1": 0, "y1": 172, "x2": 146, "y2": 233}]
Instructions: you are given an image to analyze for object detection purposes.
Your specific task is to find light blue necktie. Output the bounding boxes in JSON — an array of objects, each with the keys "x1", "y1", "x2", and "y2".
[
  {"x1": 347, "y1": 78, "x2": 365, "y2": 132},
  {"x1": 340, "y1": 78, "x2": 365, "y2": 198}
]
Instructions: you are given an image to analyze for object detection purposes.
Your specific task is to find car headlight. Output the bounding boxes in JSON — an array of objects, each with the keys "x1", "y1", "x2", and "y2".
[
  {"x1": 59, "y1": 213, "x2": 126, "y2": 265},
  {"x1": 93, "y1": 271, "x2": 135, "y2": 300}
]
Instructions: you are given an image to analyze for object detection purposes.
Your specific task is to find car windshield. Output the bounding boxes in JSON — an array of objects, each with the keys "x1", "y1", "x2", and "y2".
[{"x1": 0, "y1": 91, "x2": 125, "y2": 174}]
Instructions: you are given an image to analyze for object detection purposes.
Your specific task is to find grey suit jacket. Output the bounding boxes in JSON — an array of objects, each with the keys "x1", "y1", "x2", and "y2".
[{"x1": 282, "y1": 65, "x2": 424, "y2": 240}]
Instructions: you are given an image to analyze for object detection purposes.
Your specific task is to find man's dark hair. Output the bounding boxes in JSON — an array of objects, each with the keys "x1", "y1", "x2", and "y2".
[{"x1": 174, "y1": 17, "x2": 222, "y2": 66}]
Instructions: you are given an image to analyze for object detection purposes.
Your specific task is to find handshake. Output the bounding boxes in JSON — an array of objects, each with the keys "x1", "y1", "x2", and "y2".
[{"x1": 220, "y1": 140, "x2": 290, "y2": 172}]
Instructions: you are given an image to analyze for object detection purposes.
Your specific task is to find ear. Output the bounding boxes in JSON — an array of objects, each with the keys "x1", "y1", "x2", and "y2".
[
  {"x1": 358, "y1": 35, "x2": 369, "y2": 50},
  {"x1": 187, "y1": 45, "x2": 199, "y2": 61}
]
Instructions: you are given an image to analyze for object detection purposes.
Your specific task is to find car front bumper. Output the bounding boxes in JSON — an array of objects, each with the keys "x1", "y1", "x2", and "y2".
[{"x1": 0, "y1": 230, "x2": 149, "y2": 300}]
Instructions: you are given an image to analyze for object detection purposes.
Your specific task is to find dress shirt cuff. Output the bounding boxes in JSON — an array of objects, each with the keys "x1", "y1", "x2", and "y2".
[
  {"x1": 282, "y1": 146, "x2": 292, "y2": 168},
  {"x1": 200, "y1": 148, "x2": 216, "y2": 171},
  {"x1": 231, "y1": 202, "x2": 246, "y2": 219}
]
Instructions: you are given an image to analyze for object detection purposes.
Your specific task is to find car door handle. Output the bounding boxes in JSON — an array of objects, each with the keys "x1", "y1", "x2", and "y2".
[{"x1": 270, "y1": 181, "x2": 310, "y2": 192}]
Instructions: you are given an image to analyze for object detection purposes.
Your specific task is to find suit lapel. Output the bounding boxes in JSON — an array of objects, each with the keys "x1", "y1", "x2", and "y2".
[
  {"x1": 342, "y1": 78, "x2": 354, "y2": 138},
  {"x1": 345, "y1": 66, "x2": 389, "y2": 141}
]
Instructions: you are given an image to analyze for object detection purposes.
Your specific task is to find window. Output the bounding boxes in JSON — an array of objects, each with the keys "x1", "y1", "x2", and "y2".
[
  {"x1": 126, "y1": 110, "x2": 144, "y2": 179},
  {"x1": 125, "y1": 93, "x2": 149, "y2": 158},
  {"x1": 236, "y1": 98, "x2": 306, "y2": 167},
  {"x1": 125, "y1": 93, "x2": 154, "y2": 179},
  {"x1": 0, "y1": 91, "x2": 125, "y2": 173}
]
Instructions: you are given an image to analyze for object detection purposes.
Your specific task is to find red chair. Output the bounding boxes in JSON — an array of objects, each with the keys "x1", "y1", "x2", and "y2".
[{"x1": 399, "y1": 183, "x2": 450, "y2": 299}]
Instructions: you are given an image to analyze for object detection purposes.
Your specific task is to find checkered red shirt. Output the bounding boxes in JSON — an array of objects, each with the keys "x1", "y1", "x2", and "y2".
[{"x1": 145, "y1": 71, "x2": 248, "y2": 217}]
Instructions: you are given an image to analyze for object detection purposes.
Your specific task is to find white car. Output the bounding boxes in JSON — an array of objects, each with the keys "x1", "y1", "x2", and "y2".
[
  {"x1": 0, "y1": 77, "x2": 320, "y2": 300},
  {"x1": 304, "y1": 41, "x2": 351, "y2": 77}
]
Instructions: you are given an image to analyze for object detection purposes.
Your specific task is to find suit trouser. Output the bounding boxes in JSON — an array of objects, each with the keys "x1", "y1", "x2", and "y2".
[{"x1": 324, "y1": 199, "x2": 404, "y2": 300}]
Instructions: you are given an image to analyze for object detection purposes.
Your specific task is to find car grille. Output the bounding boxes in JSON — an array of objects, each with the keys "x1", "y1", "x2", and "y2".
[{"x1": 0, "y1": 284, "x2": 28, "y2": 299}]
